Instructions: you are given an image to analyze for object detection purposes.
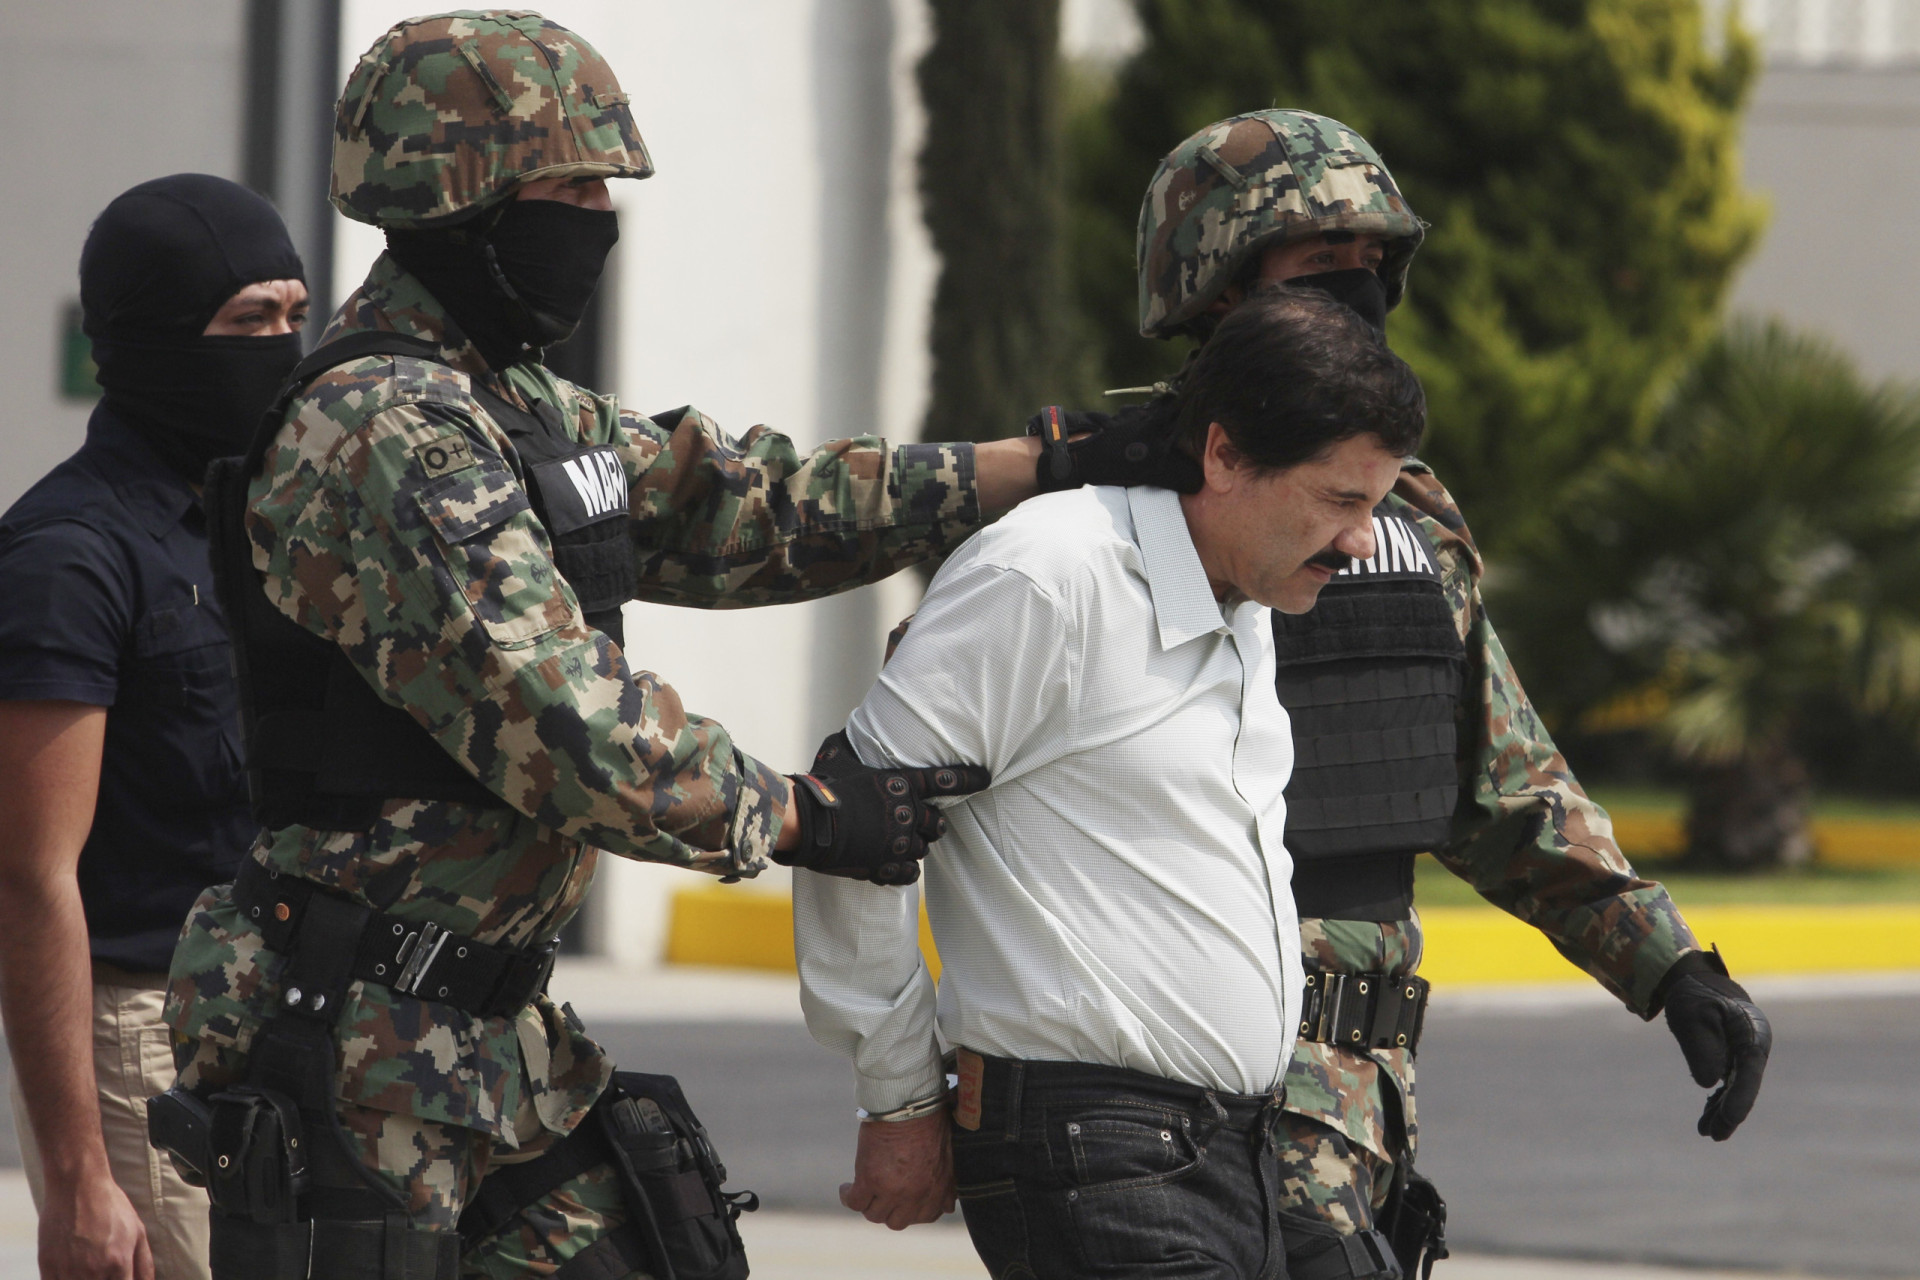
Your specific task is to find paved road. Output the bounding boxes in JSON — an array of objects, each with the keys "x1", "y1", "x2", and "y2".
[{"x1": 1, "y1": 992, "x2": 1913, "y2": 1275}]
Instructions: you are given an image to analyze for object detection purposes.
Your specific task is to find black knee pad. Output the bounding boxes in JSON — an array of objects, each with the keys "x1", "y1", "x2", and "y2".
[{"x1": 1280, "y1": 1213, "x2": 1403, "y2": 1280}]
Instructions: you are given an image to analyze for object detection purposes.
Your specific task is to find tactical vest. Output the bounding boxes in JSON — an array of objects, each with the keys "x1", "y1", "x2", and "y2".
[
  {"x1": 205, "y1": 331, "x2": 637, "y2": 833},
  {"x1": 1274, "y1": 500, "x2": 1466, "y2": 921}
]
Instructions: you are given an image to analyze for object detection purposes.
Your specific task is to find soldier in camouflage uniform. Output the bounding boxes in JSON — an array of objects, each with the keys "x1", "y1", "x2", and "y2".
[
  {"x1": 156, "y1": 12, "x2": 1168, "y2": 1279},
  {"x1": 1114, "y1": 110, "x2": 1775, "y2": 1279}
]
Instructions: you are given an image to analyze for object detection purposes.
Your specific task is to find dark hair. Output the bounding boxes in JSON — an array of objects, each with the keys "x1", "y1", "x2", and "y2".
[{"x1": 1175, "y1": 287, "x2": 1425, "y2": 471}]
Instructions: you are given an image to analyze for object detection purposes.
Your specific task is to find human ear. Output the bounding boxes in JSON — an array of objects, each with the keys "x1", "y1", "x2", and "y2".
[{"x1": 1201, "y1": 422, "x2": 1242, "y2": 493}]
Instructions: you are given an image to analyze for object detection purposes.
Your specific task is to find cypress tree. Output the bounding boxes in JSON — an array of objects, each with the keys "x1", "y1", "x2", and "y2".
[
  {"x1": 919, "y1": 0, "x2": 1093, "y2": 445},
  {"x1": 1071, "y1": 0, "x2": 1766, "y2": 556}
]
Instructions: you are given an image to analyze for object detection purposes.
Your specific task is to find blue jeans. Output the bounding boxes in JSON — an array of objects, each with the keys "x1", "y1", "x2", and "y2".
[{"x1": 950, "y1": 1053, "x2": 1292, "y2": 1280}]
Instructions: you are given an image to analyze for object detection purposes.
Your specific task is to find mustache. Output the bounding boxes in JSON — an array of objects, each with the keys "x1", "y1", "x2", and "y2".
[{"x1": 1305, "y1": 547, "x2": 1353, "y2": 572}]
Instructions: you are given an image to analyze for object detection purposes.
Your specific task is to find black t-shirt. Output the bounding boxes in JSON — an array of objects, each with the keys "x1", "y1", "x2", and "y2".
[{"x1": 0, "y1": 405, "x2": 255, "y2": 971}]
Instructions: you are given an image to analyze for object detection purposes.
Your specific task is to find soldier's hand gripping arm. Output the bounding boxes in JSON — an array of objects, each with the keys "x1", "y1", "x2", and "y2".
[
  {"x1": 777, "y1": 731, "x2": 989, "y2": 885},
  {"x1": 1025, "y1": 394, "x2": 1203, "y2": 494},
  {"x1": 1653, "y1": 948, "x2": 1772, "y2": 1140}
]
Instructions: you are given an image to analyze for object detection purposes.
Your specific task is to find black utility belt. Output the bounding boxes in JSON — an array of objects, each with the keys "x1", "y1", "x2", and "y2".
[
  {"x1": 1298, "y1": 969, "x2": 1430, "y2": 1053},
  {"x1": 233, "y1": 860, "x2": 557, "y2": 1021}
]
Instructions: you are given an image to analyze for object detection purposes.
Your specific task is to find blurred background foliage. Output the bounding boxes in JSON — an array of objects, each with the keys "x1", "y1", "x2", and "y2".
[
  {"x1": 919, "y1": 0, "x2": 1097, "y2": 445},
  {"x1": 916, "y1": 0, "x2": 1920, "y2": 868},
  {"x1": 1497, "y1": 321, "x2": 1920, "y2": 868},
  {"x1": 1064, "y1": 0, "x2": 1768, "y2": 559}
]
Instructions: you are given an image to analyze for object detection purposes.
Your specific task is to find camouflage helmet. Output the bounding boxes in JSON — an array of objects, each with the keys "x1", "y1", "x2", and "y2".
[
  {"x1": 331, "y1": 10, "x2": 653, "y2": 230},
  {"x1": 1137, "y1": 109, "x2": 1424, "y2": 339}
]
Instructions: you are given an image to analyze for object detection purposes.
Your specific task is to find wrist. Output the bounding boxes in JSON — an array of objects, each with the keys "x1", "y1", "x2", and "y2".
[
  {"x1": 857, "y1": 1090, "x2": 950, "y2": 1124},
  {"x1": 1654, "y1": 945, "x2": 1747, "y2": 1013},
  {"x1": 774, "y1": 791, "x2": 802, "y2": 854},
  {"x1": 856, "y1": 1058, "x2": 952, "y2": 1119},
  {"x1": 773, "y1": 773, "x2": 831, "y2": 865},
  {"x1": 40, "y1": 1146, "x2": 113, "y2": 1190}
]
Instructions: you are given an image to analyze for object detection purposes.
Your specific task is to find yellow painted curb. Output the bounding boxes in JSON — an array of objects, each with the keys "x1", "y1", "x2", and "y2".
[
  {"x1": 666, "y1": 888, "x2": 796, "y2": 972},
  {"x1": 665, "y1": 887, "x2": 941, "y2": 978},
  {"x1": 1417, "y1": 903, "x2": 1920, "y2": 986},
  {"x1": 668, "y1": 888, "x2": 1920, "y2": 982},
  {"x1": 1609, "y1": 812, "x2": 1920, "y2": 867}
]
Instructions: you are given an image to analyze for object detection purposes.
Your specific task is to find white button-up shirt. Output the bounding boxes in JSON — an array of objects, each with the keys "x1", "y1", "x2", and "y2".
[{"x1": 794, "y1": 485, "x2": 1304, "y2": 1112}]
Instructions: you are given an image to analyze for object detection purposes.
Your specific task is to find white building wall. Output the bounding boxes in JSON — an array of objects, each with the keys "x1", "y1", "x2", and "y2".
[
  {"x1": 0, "y1": 0, "x2": 246, "y2": 514},
  {"x1": 1731, "y1": 66, "x2": 1920, "y2": 381},
  {"x1": 1724, "y1": 0, "x2": 1920, "y2": 381}
]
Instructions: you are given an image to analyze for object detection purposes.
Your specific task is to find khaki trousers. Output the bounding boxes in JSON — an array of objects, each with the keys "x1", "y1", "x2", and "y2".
[{"x1": 8, "y1": 971, "x2": 210, "y2": 1280}]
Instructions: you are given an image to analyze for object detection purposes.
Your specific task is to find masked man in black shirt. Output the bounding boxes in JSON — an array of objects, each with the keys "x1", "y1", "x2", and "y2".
[{"x1": 0, "y1": 174, "x2": 307, "y2": 1280}]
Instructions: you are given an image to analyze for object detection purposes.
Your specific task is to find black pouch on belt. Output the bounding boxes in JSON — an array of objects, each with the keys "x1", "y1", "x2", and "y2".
[
  {"x1": 207, "y1": 1085, "x2": 309, "y2": 1224},
  {"x1": 1382, "y1": 1167, "x2": 1448, "y2": 1279},
  {"x1": 1376, "y1": 1072, "x2": 1448, "y2": 1280},
  {"x1": 600, "y1": 1071, "x2": 757, "y2": 1280}
]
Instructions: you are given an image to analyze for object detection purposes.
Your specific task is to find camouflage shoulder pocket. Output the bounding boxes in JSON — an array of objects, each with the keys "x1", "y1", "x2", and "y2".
[{"x1": 414, "y1": 458, "x2": 571, "y2": 649}]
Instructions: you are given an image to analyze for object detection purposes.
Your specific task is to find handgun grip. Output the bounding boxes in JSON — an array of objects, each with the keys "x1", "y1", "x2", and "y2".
[{"x1": 147, "y1": 1084, "x2": 214, "y2": 1187}]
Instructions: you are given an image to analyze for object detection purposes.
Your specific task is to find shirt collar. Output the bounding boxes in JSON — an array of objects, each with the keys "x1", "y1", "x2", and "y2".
[
  {"x1": 1127, "y1": 485, "x2": 1230, "y2": 651},
  {"x1": 85, "y1": 407, "x2": 198, "y2": 539}
]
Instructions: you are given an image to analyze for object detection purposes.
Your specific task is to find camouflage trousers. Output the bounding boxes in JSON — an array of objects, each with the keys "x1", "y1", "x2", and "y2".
[
  {"x1": 176, "y1": 1051, "x2": 646, "y2": 1279},
  {"x1": 1274, "y1": 1110, "x2": 1397, "y2": 1234},
  {"x1": 337, "y1": 1097, "x2": 637, "y2": 1274},
  {"x1": 340, "y1": 1100, "x2": 642, "y2": 1280}
]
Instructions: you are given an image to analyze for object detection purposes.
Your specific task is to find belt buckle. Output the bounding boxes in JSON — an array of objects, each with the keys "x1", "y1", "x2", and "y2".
[
  {"x1": 1315, "y1": 972, "x2": 1348, "y2": 1043},
  {"x1": 392, "y1": 922, "x2": 449, "y2": 997},
  {"x1": 533, "y1": 935, "x2": 560, "y2": 995}
]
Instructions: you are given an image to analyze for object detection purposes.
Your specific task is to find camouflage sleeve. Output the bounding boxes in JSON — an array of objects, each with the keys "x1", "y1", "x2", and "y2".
[
  {"x1": 252, "y1": 386, "x2": 788, "y2": 877},
  {"x1": 1393, "y1": 467, "x2": 1700, "y2": 1016},
  {"x1": 615, "y1": 407, "x2": 980, "y2": 607}
]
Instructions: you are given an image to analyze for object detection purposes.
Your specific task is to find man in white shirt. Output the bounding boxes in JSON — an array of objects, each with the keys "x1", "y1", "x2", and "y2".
[{"x1": 794, "y1": 289, "x2": 1427, "y2": 1279}]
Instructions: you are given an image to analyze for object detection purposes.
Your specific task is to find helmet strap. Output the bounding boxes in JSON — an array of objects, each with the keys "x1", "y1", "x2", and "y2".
[
  {"x1": 480, "y1": 239, "x2": 543, "y2": 363},
  {"x1": 473, "y1": 205, "x2": 544, "y2": 363}
]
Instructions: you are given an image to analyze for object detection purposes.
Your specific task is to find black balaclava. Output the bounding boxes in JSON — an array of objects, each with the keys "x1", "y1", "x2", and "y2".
[
  {"x1": 80, "y1": 174, "x2": 307, "y2": 481},
  {"x1": 385, "y1": 198, "x2": 618, "y2": 372},
  {"x1": 1281, "y1": 267, "x2": 1389, "y2": 334}
]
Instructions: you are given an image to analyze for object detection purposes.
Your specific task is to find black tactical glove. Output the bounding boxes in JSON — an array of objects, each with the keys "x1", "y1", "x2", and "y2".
[
  {"x1": 1026, "y1": 396, "x2": 1203, "y2": 494},
  {"x1": 775, "y1": 731, "x2": 990, "y2": 886},
  {"x1": 1657, "y1": 947, "x2": 1772, "y2": 1141}
]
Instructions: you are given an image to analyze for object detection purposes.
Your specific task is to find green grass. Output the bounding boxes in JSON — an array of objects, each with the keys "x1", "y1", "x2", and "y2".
[{"x1": 1411, "y1": 853, "x2": 1920, "y2": 907}]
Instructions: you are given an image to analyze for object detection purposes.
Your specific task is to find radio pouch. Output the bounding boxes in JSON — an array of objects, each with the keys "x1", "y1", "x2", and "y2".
[
  {"x1": 600, "y1": 1071, "x2": 757, "y2": 1280},
  {"x1": 1382, "y1": 1166, "x2": 1448, "y2": 1279}
]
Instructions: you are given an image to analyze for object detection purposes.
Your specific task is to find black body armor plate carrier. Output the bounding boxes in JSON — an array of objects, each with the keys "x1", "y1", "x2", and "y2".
[
  {"x1": 207, "y1": 332, "x2": 637, "y2": 833},
  {"x1": 1274, "y1": 500, "x2": 1466, "y2": 921}
]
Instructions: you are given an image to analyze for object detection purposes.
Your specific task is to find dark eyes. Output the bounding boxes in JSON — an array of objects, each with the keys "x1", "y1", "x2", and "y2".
[{"x1": 231, "y1": 308, "x2": 306, "y2": 328}]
